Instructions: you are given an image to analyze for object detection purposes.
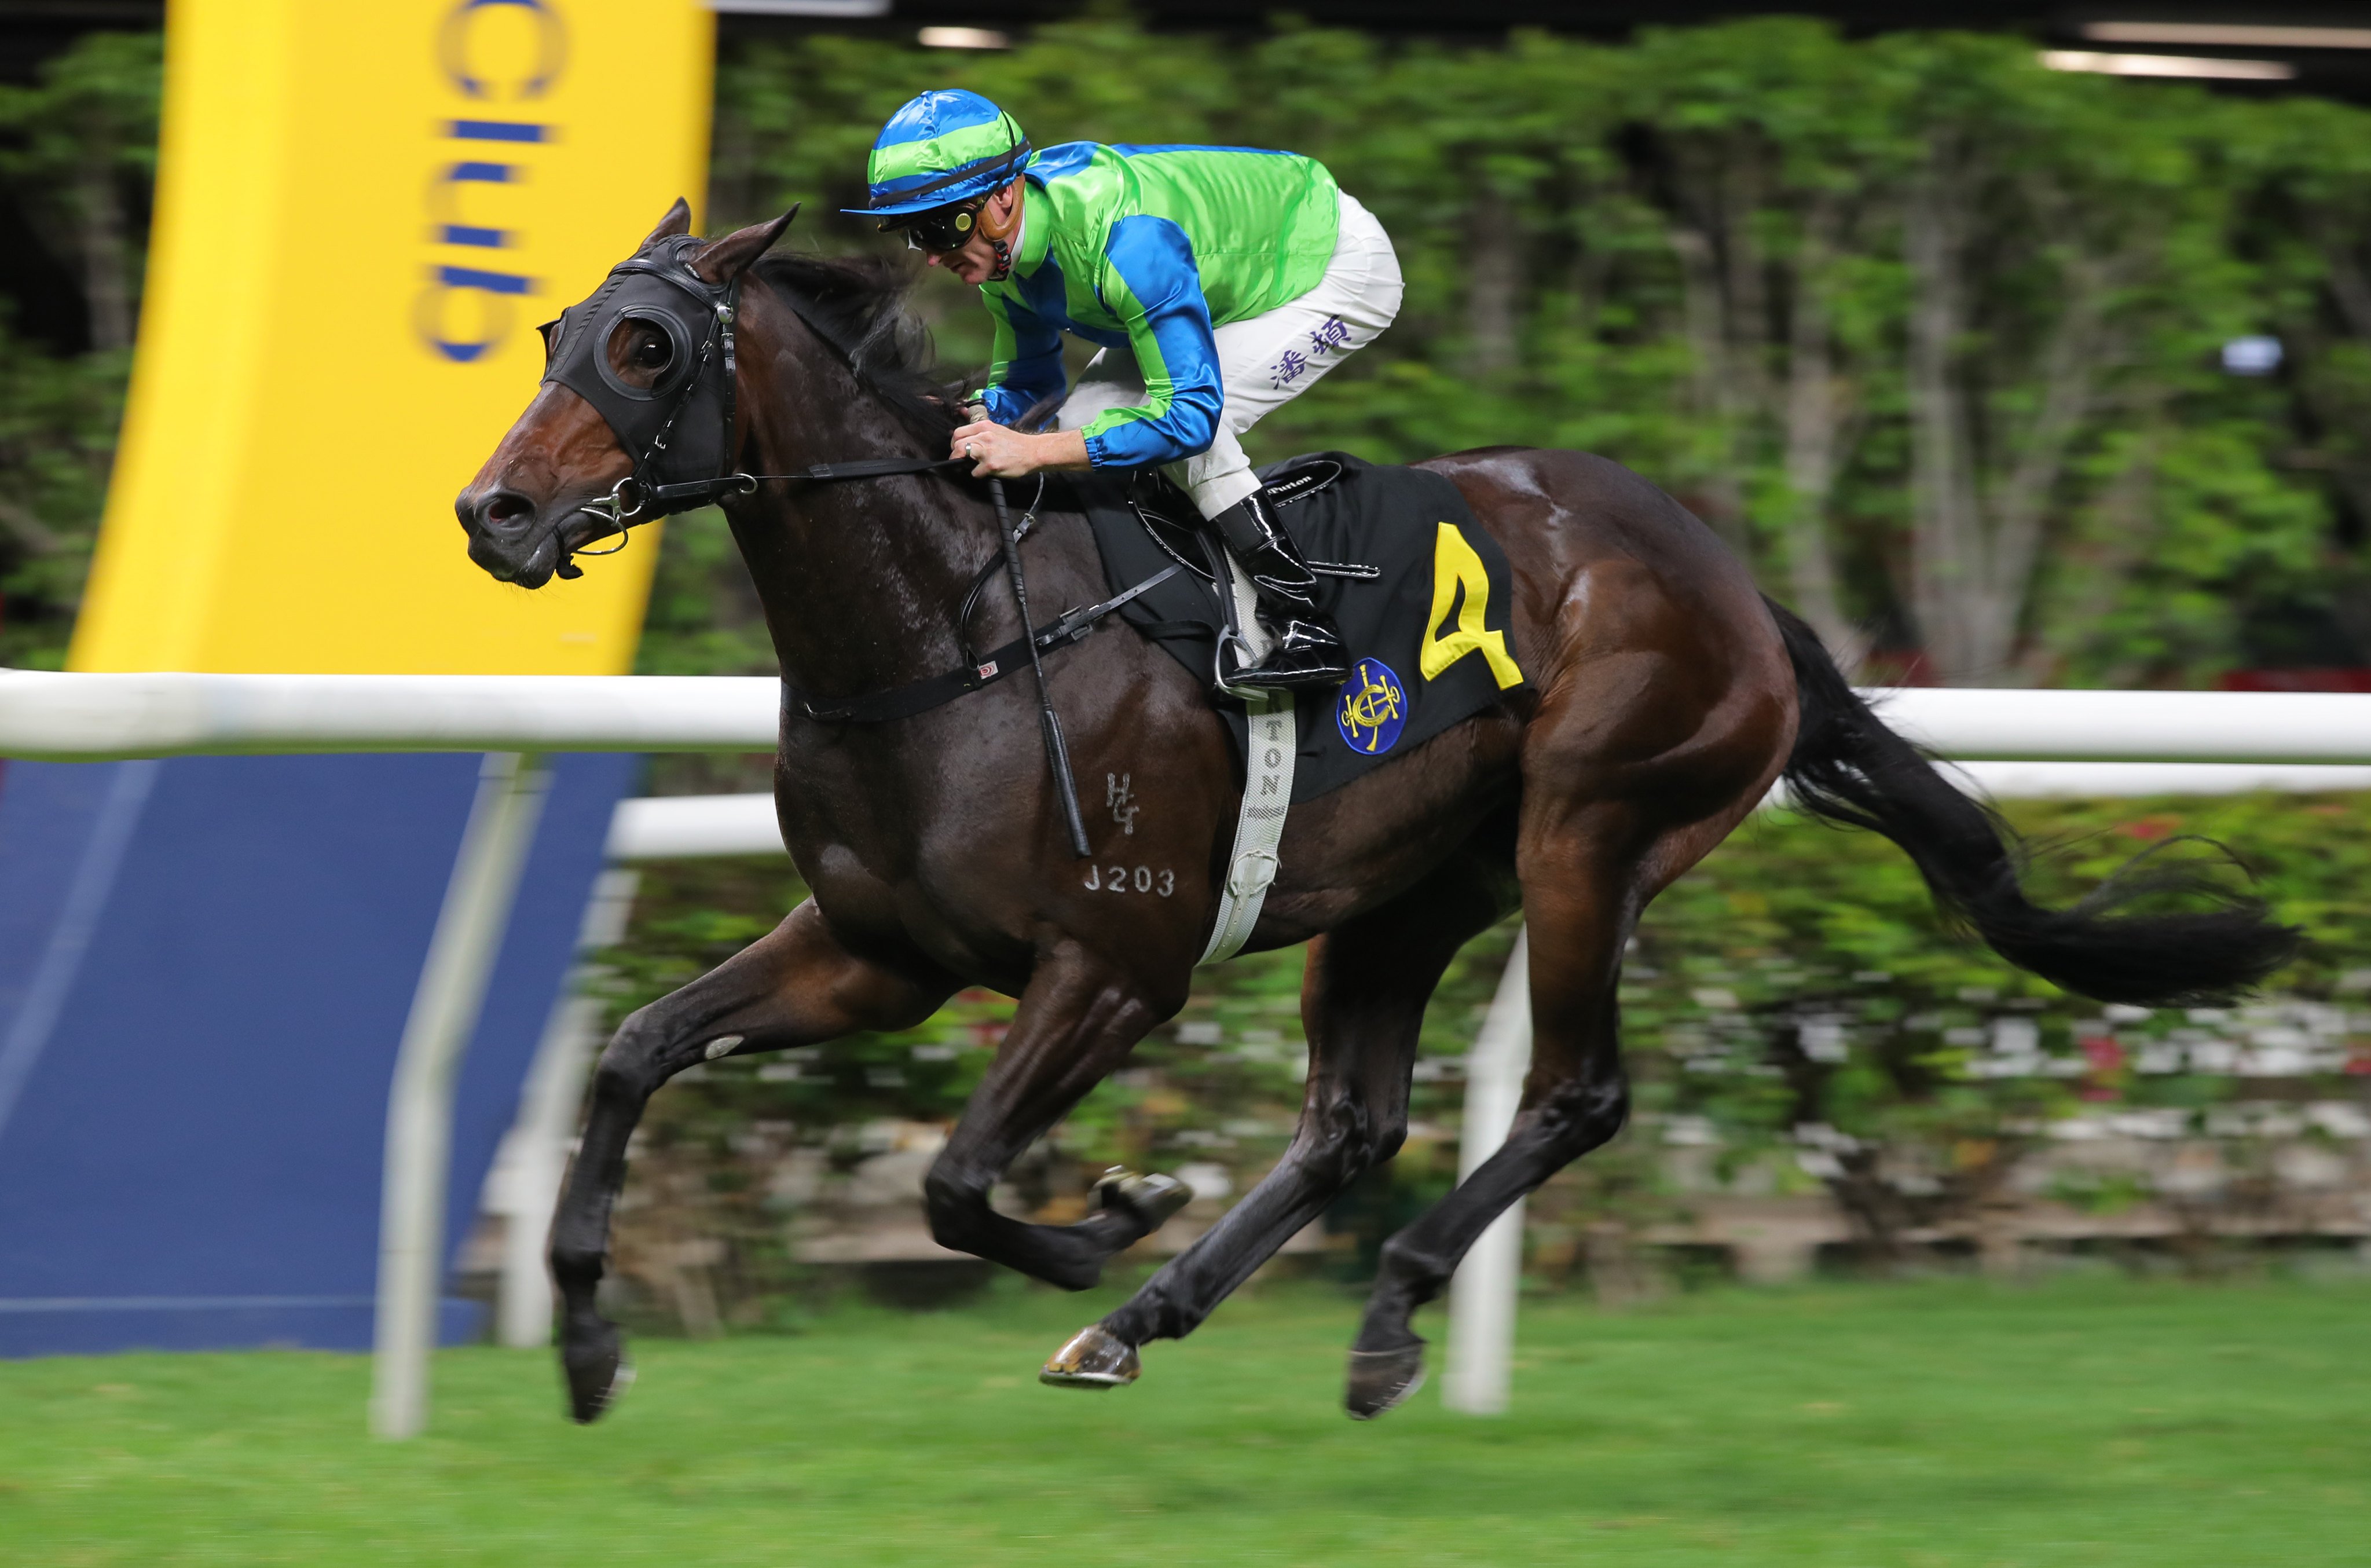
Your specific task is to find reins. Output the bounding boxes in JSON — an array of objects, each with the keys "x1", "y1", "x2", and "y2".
[
  {"x1": 566, "y1": 256, "x2": 1128, "y2": 856},
  {"x1": 566, "y1": 452, "x2": 973, "y2": 571}
]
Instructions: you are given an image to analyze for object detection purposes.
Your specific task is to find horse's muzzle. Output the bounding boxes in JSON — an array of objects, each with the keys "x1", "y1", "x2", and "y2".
[{"x1": 457, "y1": 486, "x2": 563, "y2": 587}]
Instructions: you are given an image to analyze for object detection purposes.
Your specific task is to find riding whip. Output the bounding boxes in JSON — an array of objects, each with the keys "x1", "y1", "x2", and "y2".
[
  {"x1": 990, "y1": 473, "x2": 1093, "y2": 859},
  {"x1": 985, "y1": 349, "x2": 1106, "y2": 859}
]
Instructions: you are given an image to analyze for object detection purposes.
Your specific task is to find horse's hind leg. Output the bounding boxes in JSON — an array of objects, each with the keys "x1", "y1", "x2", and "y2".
[
  {"x1": 1345, "y1": 800, "x2": 1735, "y2": 1419},
  {"x1": 1045, "y1": 851, "x2": 1512, "y2": 1389},
  {"x1": 550, "y1": 899, "x2": 951, "y2": 1423}
]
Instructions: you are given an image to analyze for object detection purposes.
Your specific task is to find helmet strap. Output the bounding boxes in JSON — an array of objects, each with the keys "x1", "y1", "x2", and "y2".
[{"x1": 979, "y1": 179, "x2": 1023, "y2": 282}]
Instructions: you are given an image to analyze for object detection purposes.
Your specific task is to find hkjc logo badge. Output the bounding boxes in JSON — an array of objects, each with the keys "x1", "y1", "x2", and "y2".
[{"x1": 1336, "y1": 657, "x2": 1407, "y2": 754}]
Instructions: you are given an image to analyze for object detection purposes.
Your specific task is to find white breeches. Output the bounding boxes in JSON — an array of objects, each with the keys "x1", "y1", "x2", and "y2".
[{"x1": 1060, "y1": 190, "x2": 1404, "y2": 519}]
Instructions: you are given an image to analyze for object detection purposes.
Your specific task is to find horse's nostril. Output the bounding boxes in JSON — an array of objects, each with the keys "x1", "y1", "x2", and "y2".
[{"x1": 464, "y1": 489, "x2": 538, "y2": 537}]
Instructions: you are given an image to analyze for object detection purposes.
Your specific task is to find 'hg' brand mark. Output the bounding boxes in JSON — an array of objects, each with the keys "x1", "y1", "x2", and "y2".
[{"x1": 415, "y1": 0, "x2": 568, "y2": 364}]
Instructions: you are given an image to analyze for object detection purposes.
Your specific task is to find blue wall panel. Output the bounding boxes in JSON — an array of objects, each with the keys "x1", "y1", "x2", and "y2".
[{"x1": 0, "y1": 752, "x2": 634, "y2": 1356}]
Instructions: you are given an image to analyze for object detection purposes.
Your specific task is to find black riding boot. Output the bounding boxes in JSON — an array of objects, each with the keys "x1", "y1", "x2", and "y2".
[{"x1": 1207, "y1": 488, "x2": 1351, "y2": 691}]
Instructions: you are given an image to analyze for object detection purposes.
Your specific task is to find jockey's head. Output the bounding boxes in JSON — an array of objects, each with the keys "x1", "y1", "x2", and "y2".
[{"x1": 849, "y1": 89, "x2": 1031, "y2": 283}]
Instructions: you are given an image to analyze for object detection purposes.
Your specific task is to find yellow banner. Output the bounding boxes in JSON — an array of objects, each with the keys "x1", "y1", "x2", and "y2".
[{"x1": 72, "y1": 0, "x2": 712, "y2": 674}]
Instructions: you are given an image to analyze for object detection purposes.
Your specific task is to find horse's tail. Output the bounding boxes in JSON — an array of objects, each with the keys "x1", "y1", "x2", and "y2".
[{"x1": 1766, "y1": 598, "x2": 2298, "y2": 1005}]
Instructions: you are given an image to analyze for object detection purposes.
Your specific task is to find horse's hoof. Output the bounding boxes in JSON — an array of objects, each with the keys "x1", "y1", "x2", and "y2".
[
  {"x1": 1039, "y1": 1324, "x2": 1141, "y2": 1389},
  {"x1": 1092, "y1": 1168, "x2": 1193, "y2": 1234},
  {"x1": 1344, "y1": 1342, "x2": 1426, "y2": 1421},
  {"x1": 561, "y1": 1322, "x2": 633, "y2": 1424}
]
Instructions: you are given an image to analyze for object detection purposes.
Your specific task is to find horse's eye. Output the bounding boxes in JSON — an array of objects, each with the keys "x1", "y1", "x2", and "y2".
[{"x1": 632, "y1": 334, "x2": 673, "y2": 372}]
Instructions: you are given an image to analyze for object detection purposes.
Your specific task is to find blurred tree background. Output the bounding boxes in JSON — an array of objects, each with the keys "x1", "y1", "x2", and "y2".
[
  {"x1": 687, "y1": 15, "x2": 2371, "y2": 688},
  {"x1": 596, "y1": 790, "x2": 2371, "y2": 1327},
  {"x1": 8, "y1": 17, "x2": 2371, "y2": 1322},
  {"x1": 9, "y1": 18, "x2": 2371, "y2": 679},
  {"x1": 0, "y1": 28, "x2": 157, "y2": 668}
]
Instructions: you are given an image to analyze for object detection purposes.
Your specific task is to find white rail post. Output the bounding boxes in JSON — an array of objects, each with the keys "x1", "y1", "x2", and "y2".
[
  {"x1": 494, "y1": 869, "x2": 639, "y2": 1349},
  {"x1": 493, "y1": 993, "x2": 602, "y2": 1350},
  {"x1": 372, "y1": 753, "x2": 549, "y2": 1438},
  {"x1": 1443, "y1": 927, "x2": 1532, "y2": 1416}
]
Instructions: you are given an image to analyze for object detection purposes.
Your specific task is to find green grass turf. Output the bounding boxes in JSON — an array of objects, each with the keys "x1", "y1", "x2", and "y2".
[{"x1": 1, "y1": 1272, "x2": 2365, "y2": 1566}]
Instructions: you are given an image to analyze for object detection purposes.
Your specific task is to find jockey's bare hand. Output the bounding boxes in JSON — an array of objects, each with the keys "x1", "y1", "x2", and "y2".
[{"x1": 950, "y1": 418, "x2": 1090, "y2": 479}]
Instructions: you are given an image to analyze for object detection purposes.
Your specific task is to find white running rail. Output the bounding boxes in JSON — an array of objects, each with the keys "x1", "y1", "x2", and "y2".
[
  {"x1": 12, "y1": 675, "x2": 2371, "y2": 766},
  {"x1": 0, "y1": 671, "x2": 779, "y2": 760},
  {"x1": 609, "y1": 763, "x2": 2371, "y2": 863},
  {"x1": 607, "y1": 792, "x2": 783, "y2": 859}
]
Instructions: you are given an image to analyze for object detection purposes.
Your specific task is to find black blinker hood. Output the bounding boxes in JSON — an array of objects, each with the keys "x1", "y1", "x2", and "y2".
[
  {"x1": 540, "y1": 232, "x2": 738, "y2": 517},
  {"x1": 527, "y1": 206, "x2": 976, "y2": 556}
]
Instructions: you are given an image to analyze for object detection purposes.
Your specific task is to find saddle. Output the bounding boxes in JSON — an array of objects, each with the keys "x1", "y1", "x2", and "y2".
[
  {"x1": 775, "y1": 449, "x2": 1530, "y2": 964},
  {"x1": 1074, "y1": 453, "x2": 1530, "y2": 805}
]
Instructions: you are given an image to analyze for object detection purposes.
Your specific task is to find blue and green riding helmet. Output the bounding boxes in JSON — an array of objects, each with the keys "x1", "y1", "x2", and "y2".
[{"x1": 847, "y1": 89, "x2": 1032, "y2": 261}]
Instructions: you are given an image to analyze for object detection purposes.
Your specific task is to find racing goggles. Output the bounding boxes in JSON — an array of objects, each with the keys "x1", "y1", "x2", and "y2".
[{"x1": 885, "y1": 199, "x2": 985, "y2": 255}]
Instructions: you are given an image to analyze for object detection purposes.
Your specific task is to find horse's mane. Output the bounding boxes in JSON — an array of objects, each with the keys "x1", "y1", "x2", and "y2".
[{"x1": 747, "y1": 251, "x2": 961, "y2": 438}]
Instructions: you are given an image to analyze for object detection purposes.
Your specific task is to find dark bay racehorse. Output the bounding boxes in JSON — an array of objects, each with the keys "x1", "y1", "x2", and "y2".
[{"x1": 459, "y1": 204, "x2": 2295, "y2": 1423}]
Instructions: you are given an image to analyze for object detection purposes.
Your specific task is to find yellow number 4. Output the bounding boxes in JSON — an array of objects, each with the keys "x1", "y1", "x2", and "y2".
[{"x1": 1418, "y1": 522, "x2": 1522, "y2": 689}]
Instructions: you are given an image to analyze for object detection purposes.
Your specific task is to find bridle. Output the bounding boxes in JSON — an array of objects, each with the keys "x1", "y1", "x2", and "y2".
[
  {"x1": 534, "y1": 217, "x2": 1170, "y2": 856},
  {"x1": 536, "y1": 221, "x2": 974, "y2": 577},
  {"x1": 537, "y1": 233, "x2": 755, "y2": 572}
]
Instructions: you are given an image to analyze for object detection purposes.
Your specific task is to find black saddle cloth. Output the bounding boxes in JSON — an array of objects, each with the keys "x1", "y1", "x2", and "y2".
[{"x1": 1072, "y1": 452, "x2": 1530, "y2": 804}]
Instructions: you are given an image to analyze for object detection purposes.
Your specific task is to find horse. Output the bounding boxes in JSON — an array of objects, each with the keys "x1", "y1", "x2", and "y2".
[{"x1": 457, "y1": 202, "x2": 2295, "y2": 1424}]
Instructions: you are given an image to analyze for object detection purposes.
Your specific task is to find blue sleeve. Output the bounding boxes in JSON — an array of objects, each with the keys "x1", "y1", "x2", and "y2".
[
  {"x1": 1077, "y1": 215, "x2": 1223, "y2": 469},
  {"x1": 978, "y1": 288, "x2": 1064, "y2": 426}
]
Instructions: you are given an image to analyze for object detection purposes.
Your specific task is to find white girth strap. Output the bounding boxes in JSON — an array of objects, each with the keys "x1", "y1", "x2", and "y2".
[{"x1": 1199, "y1": 691, "x2": 1295, "y2": 965}]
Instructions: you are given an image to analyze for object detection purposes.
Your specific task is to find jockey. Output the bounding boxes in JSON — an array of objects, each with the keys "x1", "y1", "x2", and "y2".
[{"x1": 850, "y1": 89, "x2": 1403, "y2": 691}]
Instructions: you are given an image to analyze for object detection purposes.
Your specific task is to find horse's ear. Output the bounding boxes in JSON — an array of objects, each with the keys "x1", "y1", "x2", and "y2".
[
  {"x1": 691, "y1": 205, "x2": 801, "y2": 285},
  {"x1": 637, "y1": 198, "x2": 694, "y2": 252}
]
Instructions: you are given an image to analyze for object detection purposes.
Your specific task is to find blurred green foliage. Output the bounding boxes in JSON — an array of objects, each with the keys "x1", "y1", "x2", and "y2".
[
  {"x1": 684, "y1": 15, "x2": 2371, "y2": 687},
  {"x1": 6, "y1": 20, "x2": 2371, "y2": 686},
  {"x1": 0, "y1": 29, "x2": 157, "y2": 667},
  {"x1": 0, "y1": 330, "x2": 128, "y2": 667},
  {"x1": 1627, "y1": 790, "x2": 2371, "y2": 1253},
  {"x1": 596, "y1": 787, "x2": 2371, "y2": 1312}
]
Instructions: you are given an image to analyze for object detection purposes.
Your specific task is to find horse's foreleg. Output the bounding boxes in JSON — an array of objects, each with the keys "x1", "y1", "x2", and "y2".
[
  {"x1": 920, "y1": 939, "x2": 1177, "y2": 1302},
  {"x1": 550, "y1": 899, "x2": 950, "y2": 1423},
  {"x1": 1073, "y1": 856, "x2": 1508, "y2": 1380}
]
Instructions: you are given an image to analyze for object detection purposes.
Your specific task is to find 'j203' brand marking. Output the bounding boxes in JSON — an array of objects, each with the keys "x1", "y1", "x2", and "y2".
[
  {"x1": 1084, "y1": 864, "x2": 1174, "y2": 896},
  {"x1": 416, "y1": 0, "x2": 569, "y2": 363}
]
